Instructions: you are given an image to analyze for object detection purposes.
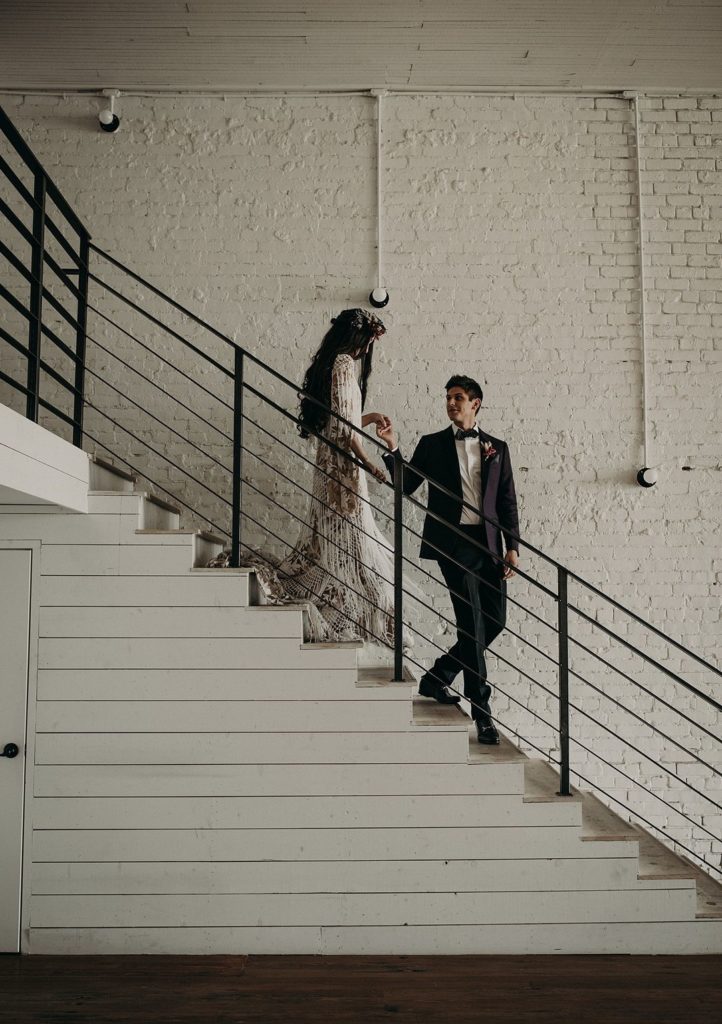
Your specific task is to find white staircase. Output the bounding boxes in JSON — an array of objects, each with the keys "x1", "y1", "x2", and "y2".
[{"x1": 1, "y1": 455, "x2": 720, "y2": 954}]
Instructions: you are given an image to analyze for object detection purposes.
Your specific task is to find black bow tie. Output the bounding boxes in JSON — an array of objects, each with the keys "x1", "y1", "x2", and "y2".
[{"x1": 455, "y1": 428, "x2": 479, "y2": 440}]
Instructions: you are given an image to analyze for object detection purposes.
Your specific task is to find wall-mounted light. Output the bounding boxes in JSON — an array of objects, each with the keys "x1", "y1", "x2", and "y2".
[{"x1": 99, "y1": 89, "x2": 121, "y2": 133}]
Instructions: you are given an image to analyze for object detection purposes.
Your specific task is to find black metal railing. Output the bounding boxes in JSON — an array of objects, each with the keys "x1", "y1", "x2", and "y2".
[{"x1": 2, "y1": 104, "x2": 720, "y2": 880}]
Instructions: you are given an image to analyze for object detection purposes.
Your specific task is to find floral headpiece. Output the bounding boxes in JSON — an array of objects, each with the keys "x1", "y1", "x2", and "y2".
[{"x1": 331, "y1": 308, "x2": 386, "y2": 338}]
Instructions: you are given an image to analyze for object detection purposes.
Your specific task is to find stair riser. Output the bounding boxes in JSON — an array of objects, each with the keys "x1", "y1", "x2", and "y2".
[
  {"x1": 38, "y1": 637, "x2": 358, "y2": 669},
  {"x1": 28, "y1": 888, "x2": 696, "y2": 929},
  {"x1": 32, "y1": 827, "x2": 639, "y2": 863},
  {"x1": 31, "y1": 796, "x2": 582, "y2": 830},
  {"x1": 39, "y1": 575, "x2": 252, "y2": 608},
  {"x1": 39, "y1": 606, "x2": 305, "y2": 639},
  {"x1": 33, "y1": 762, "x2": 526, "y2": 798},
  {"x1": 36, "y1": 731, "x2": 471, "y2": 766},
  {"x1": 88, "y1": 463, "x2": 135, "y2": 493},
  {"x1": 28, "y1": 920, "x2": 722, "y2": 955},
  {"x1": 30, "y1": 857, "x2": 645, "y2": 895}
]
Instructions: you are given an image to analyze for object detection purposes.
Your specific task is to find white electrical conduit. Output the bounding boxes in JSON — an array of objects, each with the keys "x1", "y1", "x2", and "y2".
[
  {"x1": 369, "y1": 89, "x2": 389, "y2": 308},
  {"x1": 630, "y1": 93, "x2": 657, "y2": 487}
]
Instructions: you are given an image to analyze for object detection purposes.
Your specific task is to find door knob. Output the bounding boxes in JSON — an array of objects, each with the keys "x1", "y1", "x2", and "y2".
[{"x1": 1, "y1": 743, "x2": 19, "y2": 758}]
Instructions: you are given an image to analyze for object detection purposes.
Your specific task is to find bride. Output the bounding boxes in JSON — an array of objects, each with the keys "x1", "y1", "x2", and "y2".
[{"x1": 249, "y1": 307, "x2": 400, "y2": 644}]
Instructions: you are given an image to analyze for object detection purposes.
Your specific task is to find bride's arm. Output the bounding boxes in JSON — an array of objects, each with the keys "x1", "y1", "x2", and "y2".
[{"x1": 350, "y1": 432, "x2": 386, "y2": 481}]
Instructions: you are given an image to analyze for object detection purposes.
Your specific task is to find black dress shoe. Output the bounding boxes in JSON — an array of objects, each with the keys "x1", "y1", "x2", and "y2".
[
  {"x1": 475, "y1": 718, "x2": 500, "y2": 745},
  {"x1": 418, "y1": 677, "x2": 461, "y2": 704}
]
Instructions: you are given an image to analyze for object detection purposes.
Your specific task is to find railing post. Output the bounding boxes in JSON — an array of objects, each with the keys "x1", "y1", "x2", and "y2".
[
  {"x1": 557, "y1": 566, "x2": 571, "y2": 795},
  {"x1": 230, "y1": 348, "x2": 244, "y2": 568},
  {"x1": 72, "y1": 231, "x2": 90, "y2": 447},
  {"x1": 26, "y1": 170, "x2": 47, "y2": 422},
  {"x1": 393, "y1": 450, "x2": 404, "y2": 682}
]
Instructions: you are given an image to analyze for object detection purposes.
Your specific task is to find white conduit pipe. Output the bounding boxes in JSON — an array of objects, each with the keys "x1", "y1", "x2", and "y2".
[
  {"x1": 631, "y1": 93, "x2": 657, "y2": 487},
  {"x1": 369, "y1": 89, "x2": 389, "y2": 308}
]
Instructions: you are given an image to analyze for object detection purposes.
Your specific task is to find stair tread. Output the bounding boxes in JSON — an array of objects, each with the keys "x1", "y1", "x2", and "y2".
[
  {"x1": 633, "y1": 826, "x2": 722, "y2": 918},
  {"x1": 467, "y1": 724, "x2": 529, "y2": 764},
  {"x1": 357, "y1": 665, "x2": 417, "y2": 687},
  {"x1": 136, "y1": 529, "x2": 226, "y2": 544},
  {"x1": 88, "y1": 454, "x2": 136, "y2": 483},
  {"x1": 191, "y1": 567, "x2": 255, "y2": 575},
  {"x1": 580, "y1": 792, "x2": 639, "y2": 842},
  {"x1": 412, "y1": 695, "x2": 469, "y2": 729},
  {"x1": 523, "y1": 759, "x2": 582, "y2": 803},
  {"x1": 300, "y1": 640, "x2": 364, "y2": 650}
]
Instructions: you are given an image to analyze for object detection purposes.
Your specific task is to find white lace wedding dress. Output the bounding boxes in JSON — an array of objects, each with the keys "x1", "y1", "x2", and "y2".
[{"x1": 248, "y1": 353, "x2": 400, "y2": 644}]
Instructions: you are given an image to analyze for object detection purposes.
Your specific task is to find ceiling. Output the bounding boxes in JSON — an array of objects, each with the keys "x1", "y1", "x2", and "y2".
[{"x1": 1, "y1": 0, "x2": 721, "y2": 94}]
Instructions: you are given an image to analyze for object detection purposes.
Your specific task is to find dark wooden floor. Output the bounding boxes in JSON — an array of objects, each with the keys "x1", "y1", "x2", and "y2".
[{"x1": 1, "y1": 954, "x2": 721, "y2": 1024}]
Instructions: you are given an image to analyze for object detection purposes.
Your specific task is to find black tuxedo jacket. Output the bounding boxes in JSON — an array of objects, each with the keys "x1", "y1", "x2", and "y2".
[{"x1": 382, "y1": 425, "x2": 520, "y2": 563}]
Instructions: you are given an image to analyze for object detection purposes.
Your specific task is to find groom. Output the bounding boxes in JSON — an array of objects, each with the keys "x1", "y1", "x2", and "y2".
[{"x1": 379, "y1": 376, "x2": 520, "y2": 745}]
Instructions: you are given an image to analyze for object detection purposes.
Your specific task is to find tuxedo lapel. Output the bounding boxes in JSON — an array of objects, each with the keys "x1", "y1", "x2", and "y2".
[
  {"x1": 442, "y1": 425, "x2": 462, "y2": 496},
  {"x1": 478, "y1": 429, "x2": 493, "y2": 509}
]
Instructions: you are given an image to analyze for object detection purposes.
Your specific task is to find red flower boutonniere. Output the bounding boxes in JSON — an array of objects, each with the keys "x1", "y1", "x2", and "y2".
[{"x1": 482, "y1": 441, "x2": 497, "y2": 461}]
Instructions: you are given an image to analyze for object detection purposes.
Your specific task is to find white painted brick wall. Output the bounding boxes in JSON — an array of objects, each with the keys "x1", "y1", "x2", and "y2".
[{"x1": 1, "y1": 92, "x2": 720, "y2": 871}]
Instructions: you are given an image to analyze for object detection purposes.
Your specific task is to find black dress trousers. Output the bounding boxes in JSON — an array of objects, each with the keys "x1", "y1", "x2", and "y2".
[{"x1": 427, "y1": 525, "x2": 506, "y2": 720}]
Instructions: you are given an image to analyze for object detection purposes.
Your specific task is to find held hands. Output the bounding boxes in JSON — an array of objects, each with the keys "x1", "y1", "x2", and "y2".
[{"x1": 376, "y1": 419, "x2": 398, "y2": 450}]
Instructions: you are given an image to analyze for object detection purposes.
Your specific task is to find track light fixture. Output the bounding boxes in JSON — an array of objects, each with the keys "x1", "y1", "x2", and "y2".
[{"x1": 99, "y1": 89, "x2": 121, "y2": 133}]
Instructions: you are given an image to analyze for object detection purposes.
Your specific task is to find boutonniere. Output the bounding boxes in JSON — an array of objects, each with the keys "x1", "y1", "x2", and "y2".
[{"x1": 482, "y1": 441, "x2": 497, "y2": 461}]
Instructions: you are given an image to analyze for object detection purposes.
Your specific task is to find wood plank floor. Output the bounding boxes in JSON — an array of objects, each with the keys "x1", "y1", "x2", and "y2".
[{"x1": 1, "y1": 954, "x2": 721, "y2": 1024}]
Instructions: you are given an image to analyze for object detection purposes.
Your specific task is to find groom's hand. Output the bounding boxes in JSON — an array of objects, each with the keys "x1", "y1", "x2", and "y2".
[
  {"x1": 502, "y1": 550, "x2": 519, "y2": 580},
  {"x1": 376, "y1": 421, "x2": 397, "y2": 450}
]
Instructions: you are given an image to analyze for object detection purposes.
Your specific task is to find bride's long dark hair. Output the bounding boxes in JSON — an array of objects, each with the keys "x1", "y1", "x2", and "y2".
[{"x1": 298, "y1": 308, "x2": 386, "y2": 439}]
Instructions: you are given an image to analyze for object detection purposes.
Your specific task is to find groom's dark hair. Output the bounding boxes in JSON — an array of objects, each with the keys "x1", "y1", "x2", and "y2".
[{"x1": 445, "y1": 374, "x2": 483, "y2": 405}]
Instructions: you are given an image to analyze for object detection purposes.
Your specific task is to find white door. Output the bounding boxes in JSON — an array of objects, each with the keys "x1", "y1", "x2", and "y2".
[{"x1": 0, "y1": 548, "x2": 31, "y2": 953}]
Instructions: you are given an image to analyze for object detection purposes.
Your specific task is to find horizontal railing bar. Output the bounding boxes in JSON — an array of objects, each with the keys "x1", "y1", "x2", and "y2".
[
  {"x1": 0, "y1": 152, "x2": 35, "y2": 206},
  {"x1": 402, "y1": 548, "x2": 558, "y2": 634},
  {"x1": 242, "y1": 441, "x2": 395, "y2": 558},
  {"x1": 567, "y1": 700, "x2": 722, "y2": 814},
  {"x1": 83, "y1": 400, "x2": 233, "y2": 510},
  {"x1": 402, "y1": 580, "x2": 558, "y2": 669},
  {"x1": 85, "y1": 302, "x2": 234, "y2": 413},
  {"x1": 0, "y1": 325, "x2": 30, "y2": 358},
  {"x1": 237, "y1": 516, "x2": 391, "y2": 648},
  {"x1": 568, "y1": 631, "x2": 722, "y2": 746},
  {"x1": 240, "y1": 473, "x2": 394, "y2": 623},
  {"x1": 86, "y1": 332, "x2": 233, "y2": 442},
  {"x1": 241, "y1": 406, "x2": 393, "y2": 524},
  {"x1": 0, "y1": 236, "x2": 34, "y2": 284},
  {"x1": 84, "y1": 366, "x2": 233, "y2": 476},
  {"x1": 568, "y1": 761, "x2": 721, "y2": 878},
  {"x1": 87, "y1": 270, "x2": 234, "y2": 379},
  {"x1": 570, "y1": 576, "x2": 722, "y2": 680},
  {"x1": 570, "y1": 734, "x2": 720, "y2": 846},
  {"x1": 0, "y1": 281, "x2": 32, "y2": 321},
  {"x1": 416, "y1": 658, "x2": 561, "y2": 758},
  {"x1": 82, "y1": 429, "x2": 230, "y2": 539},
  {"x1": 44, "y1": 213, "x2": 83, "y2": 267},
  {"x1": 401, "y1": 488, "x2": 553, "y2": 594},
  {"x1": 43, "y1": 247, "x2": 84, "y2": 302},
  {"x1": 569, "y1": 602, "x2": 722, "y2": 712},
  {"x1": 398, "y1": 514, "x2": 558, "y2": 627},
  {"x1": 570, "y1": 667, "x2": 722, "y2": 779},
  {"x1": 0, "y1": 108, "x2": 90, "y2": 237},
  {"x1": 0, "y1": 195, "x2": 36, "y2": 247}
]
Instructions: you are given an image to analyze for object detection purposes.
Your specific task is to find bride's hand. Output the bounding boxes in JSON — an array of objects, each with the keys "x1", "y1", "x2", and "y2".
[
  {"x1": 365, "y1": 462, "x2": 387, "y2": 482},
  {"x1": 363, "y1": 412, "x2": 391, "y2": 429}
]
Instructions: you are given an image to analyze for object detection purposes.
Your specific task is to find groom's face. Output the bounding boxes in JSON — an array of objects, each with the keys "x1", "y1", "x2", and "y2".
[{"x1": 446, "y1": 387, "x2": 480, "y2": 427}]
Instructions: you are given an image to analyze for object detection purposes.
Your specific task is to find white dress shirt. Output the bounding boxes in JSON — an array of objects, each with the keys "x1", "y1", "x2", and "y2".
[{"x1": 456, "y1": 429, "x2": 482, "y2": 525}]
